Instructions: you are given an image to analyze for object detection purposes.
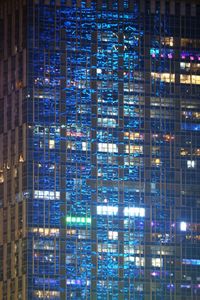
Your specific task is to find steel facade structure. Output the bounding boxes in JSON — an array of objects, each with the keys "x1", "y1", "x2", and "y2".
[{"x1": 0, "y1": 0, "x2": 200, "y2": 299}]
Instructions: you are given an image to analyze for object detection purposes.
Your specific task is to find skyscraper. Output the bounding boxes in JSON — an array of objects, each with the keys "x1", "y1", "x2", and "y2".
[{"x1": 0, "y1": 0, "x2": 200, "y2": 299}]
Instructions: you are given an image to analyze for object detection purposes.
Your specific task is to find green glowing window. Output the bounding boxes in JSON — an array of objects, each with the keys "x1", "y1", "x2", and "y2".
[{"x1": 66, "y1": 216, "x2": 91, "y2": 225}]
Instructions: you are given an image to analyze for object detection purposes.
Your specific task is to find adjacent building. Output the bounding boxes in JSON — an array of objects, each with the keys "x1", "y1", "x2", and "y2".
[{"x1": 0, "y1": 0, "x2": 200, "y2": 299}]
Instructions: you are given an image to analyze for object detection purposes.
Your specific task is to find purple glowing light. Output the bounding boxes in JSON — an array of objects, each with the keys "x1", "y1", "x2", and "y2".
[
  {"x1": 181, "y1": 284, "x2": 191, "y2": 289},
  {"x1": 168, "y1": 53, "x2": 173, "y2": 59},
  {"x1": 167, "y1": 284, "x2": 174, "y2": 289},
  {"x1": 66, "y1": 279, "x2": 90, "y2": 286},
  {"x1": 77, "y1": 280, "x2": 81, "y2": 284},
  {"x1": 151, "y1": 272, "x2": 159, "y2": 277}
]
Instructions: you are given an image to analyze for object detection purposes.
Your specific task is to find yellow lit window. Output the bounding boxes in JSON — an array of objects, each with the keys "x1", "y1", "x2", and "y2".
[
  {"x1": 125, "y1": 145, "x2": 143, "y2": 154},
  {"x1": 191, "y1": 63, "x2": 200, "y2": 72},
  {"x1": 193, "y1": 112, "x2": 200, "y2": 119},
  {"x1": 49, "y1": 140, "x2": 55, "y2": 149},
  {"x1": 161, "y1": 36, "x2": 173, "y2": 46},
  {"x1": 151, "y1": 72, "x2": 175, "y2": 83},
  {"x1": 152, "y1": 258, "x2": 163, "y2": 267},
  {"x1": 34, "y1": 291, "x2": 60, "y2": 298},
  {"x1": 180, "y1": 74, "x2": 200, "y2": 85},
  {"x1": 0, "y1": 173, "x2": 4, "y2": 183},
  {"x1": 180, "y1": 148, "x2": 188, "y2": 156},
  {"x1": 19, "y1": 154, "x2": 24, "y2": 162},
  {"x1": 135, "y1": 257, "x2": 144, "y2": 267},
  {"x1": 191, "y1": 75, "x2": 200, "y2": 85},
  {"x1": 98, "y1": 143, "x2": 118, "y2": 153},
  {"x1": 163, "y1": 134, "x2": 175, "y2": 142},
  {"x1": 66, "y1": 229, "x2": 76, "y2": 235},
  {"x1": 31, "y1": 227, "x2": 59, "y2": 236},
  {"x1": 124, "y1": 132, "x2": 143, "y2": 140},
  {"x1": 152, "y1": 158, "x2": 161, "y2": 166},
  {"x1": 180, "y1": 74, "x2": 191, "y2": 84},
  {"x1": 66, "y1": 141, "x2": 76, "y2": 150},
  {"x1": 194, "y1": 149, "x2": 200, "y2": 156},
  {"x1": 181, "y1": 38, "x2": 192, "y2": 47},
  {"x1": 108, "y1": 231, "x2": 118, "y2": 240}
]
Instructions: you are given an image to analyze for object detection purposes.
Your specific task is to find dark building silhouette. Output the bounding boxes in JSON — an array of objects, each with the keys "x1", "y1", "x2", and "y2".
[{"x1": 0, "y1": 0, "x2": 200, "y2": 299}]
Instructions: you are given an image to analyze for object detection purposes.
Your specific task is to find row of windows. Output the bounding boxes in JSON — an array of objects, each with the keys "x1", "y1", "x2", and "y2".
[
  {"x1": 30, "y1": 219, "x2": 200, "y2": 239},
  {"x1": 152, "y1": 72, "x2": 200, "y2": 84},
  {"x1": 34, "y1": 72, "x2": 200, "y2": 86},
  {"x1": 36, "y1": 140, "x2": 200, "y2": 157}
]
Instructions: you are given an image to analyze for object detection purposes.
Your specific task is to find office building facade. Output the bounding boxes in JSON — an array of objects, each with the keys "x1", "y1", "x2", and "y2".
[{"x1": 0, "y1": 0, "x2": 200, "y2": 299}]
